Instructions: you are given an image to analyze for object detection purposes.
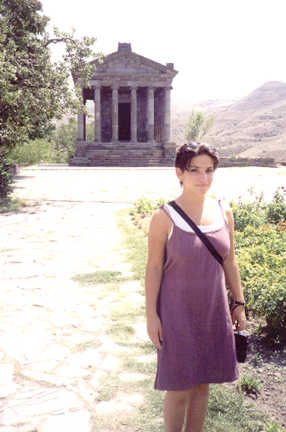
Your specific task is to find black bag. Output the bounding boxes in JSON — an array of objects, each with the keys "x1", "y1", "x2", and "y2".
[{"x1": 234, "y1": 330, "x2": 249, "y2": 363}]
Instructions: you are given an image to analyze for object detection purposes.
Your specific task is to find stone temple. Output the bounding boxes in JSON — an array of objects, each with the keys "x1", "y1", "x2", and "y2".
[{"x1": 71, "y1": 43, "x2": 178, "y2": 166}]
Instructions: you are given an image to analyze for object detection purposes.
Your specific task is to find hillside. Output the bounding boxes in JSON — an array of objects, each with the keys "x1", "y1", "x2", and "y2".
[{"x1": 172, "y1": 81, "x2": 286, "y2": 162}]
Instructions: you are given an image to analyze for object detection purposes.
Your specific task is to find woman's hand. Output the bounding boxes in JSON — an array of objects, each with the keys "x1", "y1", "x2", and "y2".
[
  {"x1": 232, "y1": 306, "x2": 247, "y2": 331},
  {"x1": 147, "y1": 314, "x2": 163, "y2": 350}
]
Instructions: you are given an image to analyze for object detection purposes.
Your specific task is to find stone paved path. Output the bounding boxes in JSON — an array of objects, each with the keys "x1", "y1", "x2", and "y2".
[
  {"x1": 1, "y1": 167, "x2": 140, "y2": 431},
  {"x1": 1, "y1": 165, "x2": 286, "y2": 431}
]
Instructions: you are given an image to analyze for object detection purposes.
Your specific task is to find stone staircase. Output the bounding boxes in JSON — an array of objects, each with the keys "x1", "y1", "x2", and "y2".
[{"x1": 70, "y1": 142, "x2": 175, "y2": 167}]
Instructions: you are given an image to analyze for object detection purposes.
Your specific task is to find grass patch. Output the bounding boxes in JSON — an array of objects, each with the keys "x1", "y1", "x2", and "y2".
[
  {"x1": 96, "y1": 373, "x2": 121, "y2": 402},
  {"x1": 238, "y1": 374, "x2": 260, "y2": 397},
  {"x1": 105, "y1": 294, "x2": 144, "y2": 344},
  {"x1": 0, "y1": 197, "x2": 26, "y2": 213},
  {"x1": 122, "y1": 349, "x2": 157, "y2": 376},
  {"x1": 207, "y1": 385, "x2": 265, "y2": 431},
  {"x1": 264, "y1": 423, "x2": 286, "y2": 432},
  {"x1": 117, "y1": 209, "x2": 148, "y2": 284},
  {"x1": 107, "y1": 322, "x2": 135, "y2": 341},
  {"x1": 70, "y1": 340, "x2": 101, "y2": 353},
  {"x1": 72, "y1": 270, "x2": 125, "y2": 285}
]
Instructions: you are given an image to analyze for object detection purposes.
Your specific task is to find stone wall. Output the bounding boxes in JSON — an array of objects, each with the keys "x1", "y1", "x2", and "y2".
[{"x1": 219, "y1": 157, "x2": 276, "y2": 168}]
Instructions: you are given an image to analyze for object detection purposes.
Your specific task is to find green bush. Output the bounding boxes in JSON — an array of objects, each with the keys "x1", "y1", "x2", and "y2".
[
  {"x1": 231, "y1": 192, "x2": 286, "y2": 342},
  {"x1": 236, "y1": 225, "x2": 286, "y2": 344},
  {"x1": 51, "y1": 118, "x2": 95, "y2": 163},
  {"x1": 0, "y1": 154, "x2": 14, "y2": 198},
  {"x1": 238, "y1": 374, "x2": 260, "y2": 397},
  {"x1": 0, "y1": 197, "x2": 26, "y2": 213},
  {"x1": 230, "y1": 196, "x2": 266, "y2": 232},
  {"x1": 129, "y1": 196, "x2": 165, "y2": 224},
  {"x1": 8, "y1": 118, "x2": 95, "y2": 166},
  {"x1": 266, "y1": 187, "x2": 286, "y2": 224},
  {"x1": 231, "y1": 187, "x2": 286, "y2": 231},
  {"x1": 9, "y1": 138, "x2": 57, "y2": 165},
  {"x1": 51, "y1": 118, "x2": 77, "y2": 163}
]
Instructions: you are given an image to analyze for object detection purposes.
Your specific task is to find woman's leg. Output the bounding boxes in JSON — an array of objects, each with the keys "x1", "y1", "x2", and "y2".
[
  {"x1": 184, "y1": 384, "x2": 209, "y2": 432},
  {"x1": 163, "y1": 390, "x2": 189, "y2": 432}
]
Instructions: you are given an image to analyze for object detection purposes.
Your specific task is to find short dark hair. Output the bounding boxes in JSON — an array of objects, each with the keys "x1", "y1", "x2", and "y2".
[{"x1": 175, "y1": 142, "x2": 219, "y2": 171}]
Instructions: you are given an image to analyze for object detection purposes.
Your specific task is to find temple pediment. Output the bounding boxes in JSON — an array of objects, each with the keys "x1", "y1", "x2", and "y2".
[
  {"x1": 90, "y1": 43, "x2": 178, "y2": 81},
  {"x1": 97, "y1": 57, "x2": 167, "y2": 76}
]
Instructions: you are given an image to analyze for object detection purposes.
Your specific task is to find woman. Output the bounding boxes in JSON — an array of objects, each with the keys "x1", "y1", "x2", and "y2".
[{"x1": 145, "y1": 143, "x2": 247, "y2": 432}]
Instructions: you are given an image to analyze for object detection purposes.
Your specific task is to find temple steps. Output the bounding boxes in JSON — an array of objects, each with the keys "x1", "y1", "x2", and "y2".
[{"x1": 71, "y1": 143, "x2": 175, "y2": 167}]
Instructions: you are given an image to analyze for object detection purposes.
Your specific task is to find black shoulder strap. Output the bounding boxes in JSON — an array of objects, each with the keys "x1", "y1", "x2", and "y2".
[{"x1": 168, "y1": 200, "x2": 223, "y2": 266}]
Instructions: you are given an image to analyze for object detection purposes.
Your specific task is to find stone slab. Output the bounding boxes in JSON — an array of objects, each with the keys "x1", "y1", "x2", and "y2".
[{"x1": 37, "y1": 411, "x2": 90, "y2": 432}]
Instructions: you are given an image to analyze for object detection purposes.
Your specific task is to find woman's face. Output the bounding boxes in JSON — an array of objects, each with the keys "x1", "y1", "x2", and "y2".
[{"x1": 176, "y1": 154, "x2": 215, "y2": 195}]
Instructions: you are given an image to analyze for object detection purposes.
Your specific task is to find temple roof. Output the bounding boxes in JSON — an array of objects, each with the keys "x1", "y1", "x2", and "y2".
[{"x1": 74, "y1": 42, "x2": 178, "y2": 87}]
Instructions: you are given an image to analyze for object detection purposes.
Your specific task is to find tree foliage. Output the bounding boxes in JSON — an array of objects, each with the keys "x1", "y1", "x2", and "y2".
[
  {"x1": 0, "y1": 0, "x2": 101, "y2": 153},
  {"x1": 185, "y1": 109, "x2": 214, "y2": 142},
  {"x1": 0, "y1": 0, "x2": 101, "y2": 197}
]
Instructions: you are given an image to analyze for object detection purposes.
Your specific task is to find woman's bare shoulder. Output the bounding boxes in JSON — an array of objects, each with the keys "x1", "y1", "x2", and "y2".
[
  {"x1": 218, "y1": 199, "x2": 234, "y2": 226},
  {"x1": 207, "y1": 196, "x2": 231, "y2": 212},
  {"x1": 218, "y1": 198, "x2": 232, "y2": 211},
  {"x1": 150, "y1": 206, "x2": 171, "y2": 225},
  {"x1": 149, "y1": 206, "x2": 172, "y2": 235}
]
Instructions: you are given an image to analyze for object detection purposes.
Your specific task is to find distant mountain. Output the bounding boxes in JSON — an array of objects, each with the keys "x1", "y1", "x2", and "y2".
[{"x1": 172, "y1": 81, "x2": 286, "y2": 162}]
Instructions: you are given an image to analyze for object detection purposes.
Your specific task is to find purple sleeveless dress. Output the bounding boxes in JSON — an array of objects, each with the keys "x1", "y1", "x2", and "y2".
[{"x1": 155, "y1": 203, "x2": 238, "y2": 391}]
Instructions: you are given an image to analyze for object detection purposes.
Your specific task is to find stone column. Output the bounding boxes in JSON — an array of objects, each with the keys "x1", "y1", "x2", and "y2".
[
  {"x1": 94, "y1": 85, "x2": 101, "y2": 142},
  {"x1": 77, "y1": 112, "x2": 86, "y2": 141},
  {"x1": 112, "y1": 85, "x2": 119, "y2": 142},
  {"x1": 131, "y1": 86, "x2": 137, "y2": 143},
  {"x1": 164, "y1": 87, "x2": 171, "y2": 142},
  {"x1": 147, "y1": 87, "x2": 154, "y2": 142}
]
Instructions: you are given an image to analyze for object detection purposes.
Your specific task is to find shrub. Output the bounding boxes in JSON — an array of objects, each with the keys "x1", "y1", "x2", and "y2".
[
  {"x1": 51, "y1": 119, "x2": 77, "y2": 163},
  {"x1": 9, "y1": 139, "x2": 57, "y2": 165},
  {"x1": 257, "y1": 283, "x2": 286, "y2": 337},
  {"x1": 266, "y1": 187, "x2": 286, "y2": 224},
  {"x1": 129, "y1": 197, "x2": 166, "y2": 233},
  {"x1": 235, "y1": 225, "x2": 286, "y2": 344},
  {"x1": 230, "y1": 195, "x2": 266, "y2": 232},
  {"x1": 0, "y1": 197, "x2": 26, "y2": 213},
  {"x1": 8, "y1": 119, "x2": 96, "y2": 166},
  {"x1": 231, "y1": 187, "x2": 286, "y2": 232},
  {"x1": 238, "y1": 374, "x2": 260, "y2": 397},
  {"x1": 0, "y1": 154, "x2": 14, "y2": 198},
  {"x1": 51, "y1": 118, "x2": 95, "y2": 163},
  {"x1": 129, "y1": 196, "x2": 165, "y2": 224}
]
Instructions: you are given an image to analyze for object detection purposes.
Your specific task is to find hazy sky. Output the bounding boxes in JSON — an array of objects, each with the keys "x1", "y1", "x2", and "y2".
[{"x1": 41, "y1": 0, "x2": 286, "y2": 107}]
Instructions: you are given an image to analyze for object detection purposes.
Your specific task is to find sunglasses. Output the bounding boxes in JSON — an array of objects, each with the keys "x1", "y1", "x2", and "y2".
[{"x1": 186, "y1": 142, "x2": 217, "y2": 153}]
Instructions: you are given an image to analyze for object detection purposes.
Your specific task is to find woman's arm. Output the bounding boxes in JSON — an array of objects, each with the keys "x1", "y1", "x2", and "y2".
[
  {"x1": 223, "y1": 204, "x2": 247, "y2": 331},
  {"x1": 145, "y1": 208, "x2": 171, "y2": 349}
]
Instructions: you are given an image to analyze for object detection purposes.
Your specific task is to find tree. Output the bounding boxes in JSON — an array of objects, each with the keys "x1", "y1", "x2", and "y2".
[
  {"x1": 51, "y1": 118, "x2": 95, "y2": 162},
  {"x1": 185, "y1": 109, "x2": 214, "y2": 142},
  {"x1": 0, "y1": 0, "x2": 101, "y2": 196}
]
